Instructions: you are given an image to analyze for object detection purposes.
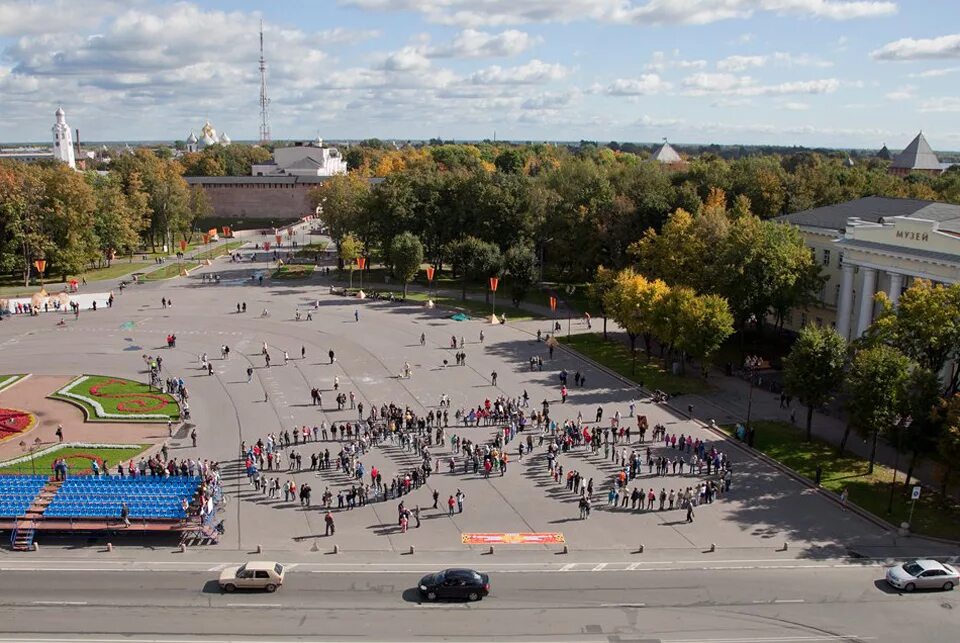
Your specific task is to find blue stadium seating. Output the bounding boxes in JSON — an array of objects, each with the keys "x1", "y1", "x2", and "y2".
[
  {"x1": 0, "y1": 475, "x2": 48, "y2": 517},
  {"x1": 43, "y1": 475, "x2": 200, "y2": 520}
]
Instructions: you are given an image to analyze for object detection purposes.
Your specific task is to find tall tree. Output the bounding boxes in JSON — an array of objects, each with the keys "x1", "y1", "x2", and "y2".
[
  {"x1": 388, "y1": 232, "x2": 424, "y2": 297},
  {"x1": 783, "y1": 325, "x2": 848, "y2": 441},
  {"x1": 844, "y1": 345, "x2": 913, "y2": 470},
  {"x1": 308, "y1": 174, "x2": 370, "y2": 254},
  {"x1": 503, "y1": 243, "x2": 538, "y2": 305},
  {"x1": 675, "y1": 293, "x2": 735, "y2": 379}
]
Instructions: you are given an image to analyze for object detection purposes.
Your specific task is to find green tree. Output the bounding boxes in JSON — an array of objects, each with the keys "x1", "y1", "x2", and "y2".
[
  {"x1": 675, "y1": 293, "x2": 735, "y2": 379},
  {"x1": 187, "y1": 185, "x2": 213, "y2": 240},
  {"x1": 339, "y1": 233, "x2": 362, "y2": 286},
  {"x1": 308, "y1": 174, "x2": 370, "y2": 254},
  {"x1": 446, "y1": 236, "x2": 502, "y2": 301},
  {"x1": 870, "y1": 280, "x2": 960, "y2": 394},
  {"x1": 588, "y1": 265, "x2": 616, "y2": 340},
  {"x1": 89, "y1": 174, "x2": 142, "y2": 266},
  {"x1": 495, "y1": 148, "x2": 526, "y2": 174},
  {"x1": 503, "y1": 243, "x2": 537, "y2": 305},
  {"x1": 844, "y1": 345, "x2": 913, "y2": 470},
  {"x1": 0, "y1": 162, "x2": 52, "y2": 286},
  {"x1": 389, "y1": 232, "x2": 424, "y2": 297},
  {"x1": 783, "y1": 325, "x2": 848, "y2": 441},
  {"x1": 603, "y1": 269, "x2": 669, "y2": 373}
]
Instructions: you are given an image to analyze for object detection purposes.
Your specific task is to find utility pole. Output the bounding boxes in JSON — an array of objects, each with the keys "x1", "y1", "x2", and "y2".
[{"x1": 258, "y1": 20, "x2": 271, "y2": 144}]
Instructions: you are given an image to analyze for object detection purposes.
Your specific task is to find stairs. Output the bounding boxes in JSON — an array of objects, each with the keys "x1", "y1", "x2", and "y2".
[
  {"x1": 10, "y1": 476, "x2": 60, "y2": 552},
  {"x1": 11, "y1": 520, "x2": 36, "y2": 551}
]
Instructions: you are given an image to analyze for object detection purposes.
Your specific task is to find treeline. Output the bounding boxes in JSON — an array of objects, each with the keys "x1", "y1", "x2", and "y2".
[{"x1": 0, "y1": 150, "x2": 211, "y2": 284}]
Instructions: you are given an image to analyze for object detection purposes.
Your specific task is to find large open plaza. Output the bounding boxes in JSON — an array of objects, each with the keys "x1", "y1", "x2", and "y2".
[{"x1": 0, "y1": 231, "x2": 957, "y2": 642}]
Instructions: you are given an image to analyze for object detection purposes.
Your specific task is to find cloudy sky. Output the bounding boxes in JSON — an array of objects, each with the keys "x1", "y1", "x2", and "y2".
[{"x1": 1, "y1": 0, "x2": 959, "y2": 148}]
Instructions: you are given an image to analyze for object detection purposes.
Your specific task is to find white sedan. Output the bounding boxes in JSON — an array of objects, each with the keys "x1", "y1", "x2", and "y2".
[{"x1": 885, "y1": 559, "x2": 958, "y2": 592}]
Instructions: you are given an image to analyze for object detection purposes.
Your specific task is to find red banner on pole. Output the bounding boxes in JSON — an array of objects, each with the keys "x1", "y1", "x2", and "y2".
[
  {"x1": 356, "y1": 257, "x2": 367, "y2": 270},
  {"x1": 275, "y1": 234, "x2": 282, "y2": 245},
  {"x1": 202, "y1": 234, "x2": 210, "y2": 245},
  {"x1": 549, "y1": 296, "x2": 557, "y2": 311},
  {"x1": 179, "y1": 240, "x2": 187, "y2": 252},
  {"x1": 264, "y1": 242, "x2": 271, "y2": 251},
  {"x1": 489, "y1": 277, "x2": 499, "y2": 292},
  {"x1": 425, "y1": 266, "x2": 435, "y2": 282},
  {"x1": 33, "y1": 259, "x2": 46, "y2": 274}
]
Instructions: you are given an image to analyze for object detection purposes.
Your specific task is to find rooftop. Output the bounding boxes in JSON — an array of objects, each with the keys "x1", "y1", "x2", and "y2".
[{"x1": 776, "y1": 196, "x2": 960, "y2": 235}]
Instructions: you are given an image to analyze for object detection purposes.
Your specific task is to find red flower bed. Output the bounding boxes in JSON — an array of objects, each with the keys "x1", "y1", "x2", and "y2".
[
  {"x1": 88, "y1": 378, "x2": 171, "y2": 413},
  {"x1": 0, "y1": 407, "x2": 36, "y2": 442},
  {"x1": 50, "y1": 452, "x2": 104, "y2": 474}
]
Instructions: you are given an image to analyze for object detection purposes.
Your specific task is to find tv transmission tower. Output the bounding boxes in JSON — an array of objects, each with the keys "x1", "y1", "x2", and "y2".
[{"x1": 258, "y1": 20, "x2": 271, "y2": 143}]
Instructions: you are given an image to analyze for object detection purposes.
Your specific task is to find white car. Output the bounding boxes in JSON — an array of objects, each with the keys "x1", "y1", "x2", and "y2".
[
  {"x1": 219, "y1": 561, "x2": 285, "y2": 592},
  {"x1": 885, "y1": 559, "x2": 958, "y2": 592}
]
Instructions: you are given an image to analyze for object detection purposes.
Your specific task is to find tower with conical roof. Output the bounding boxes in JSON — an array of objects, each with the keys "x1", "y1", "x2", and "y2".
[
  {"x1": 52, "y1": 106, "x2": 76, "y2": 169},
  {"x1": 889, "y1": 132, "x2": 943, "y2": 176}
]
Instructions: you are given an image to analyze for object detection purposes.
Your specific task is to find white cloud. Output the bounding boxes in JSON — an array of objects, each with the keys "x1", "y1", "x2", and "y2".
[
  {"x1": 884, "y1": 85, "x2": 914, "y2": 100},
  {"x1": 919, "y1": 97, "x2": 960, "y2": 113},
  {"x1": 429, "y1": 29, "x2": 539, "y2": 57},
  {"x1": 469, "y1": 59, "x2": 569, "y2": 84},
  {"x1": 0, "y1": 0, "x2": 124, "y2": 36},
  {"x1": 605, "y1": 75, "x2": 671, "y2": 95},
  {"x1": 644, "y1": 50, "x2": 707, "y2": 72},
  {"x1": 637, "y1": 114, "x2": 684, "y2": 127},
  {"x1": 909, "y1": 67, "x2": 960, "y2": 78},
  {"x1": 683, "y1": 72, "x2": 840, "y2": 96},
  {"x1": 317, "y1": 27, "x2": 382, "y2": 44},
  {"x1": 872, "y1": 34, "x2": 960, "y2": 60},
  {"x1": 781, "y1": 101, "x2": 811, "y2": 110},
  {"x1": 342, "y1": 0, "x2": 897, "y2": 28},
  {"x1": 717, "y1": 55, "x2": 767, "y2": 71}
]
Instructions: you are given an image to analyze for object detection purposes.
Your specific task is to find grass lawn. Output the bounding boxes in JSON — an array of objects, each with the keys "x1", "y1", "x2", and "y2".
[
  {"x1": 52, "y1": 375, "x2": 180, "y2": 423},
  {"x1": 195, "y1": 240, "x2": 244, "y2": 260},
  {"x1": 141, "y1": 262, "x2": 200, "y2": 282},
  {"x1": 719, "y1": 420, "x2": 960, "y2": 541},
  {"x1": 405, "y1": 291, "x2": 538, "y2": 321},
  {"x1": 0, "y1": 374, "x2": 27, "y2": 393},
  {"x1": 294, "y1": 242, "x2": 330, "y2": 258},
  {"x1": 0, "y1": 444, "x2": 148, "y2": 475},
  {"x1": 273, "y1": 264, "x2": 315, "y2": 280},
  {"x1": 559, "y1": 333, "x2": 711, "y2": 395}
]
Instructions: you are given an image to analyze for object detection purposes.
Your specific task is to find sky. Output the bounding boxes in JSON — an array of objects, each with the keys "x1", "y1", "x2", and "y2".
[{"x1": 1, "y1": 0, "x2": 960, "y2": 149}]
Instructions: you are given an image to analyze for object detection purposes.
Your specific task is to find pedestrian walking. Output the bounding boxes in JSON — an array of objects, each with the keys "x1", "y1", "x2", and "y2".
[{"x1": 325, "y1": 511, "x2": 335, "y2": 535}]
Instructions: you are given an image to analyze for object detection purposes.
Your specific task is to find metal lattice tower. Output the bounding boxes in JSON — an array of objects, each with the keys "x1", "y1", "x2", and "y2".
[{"x1": 258, "y1": 20, "x2": 271, "y2": 143}]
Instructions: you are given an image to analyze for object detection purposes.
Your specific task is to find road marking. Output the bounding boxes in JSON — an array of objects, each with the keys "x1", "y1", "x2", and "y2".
[
  {"x1": 560, "y1": 563, "x2": 576, "y2": 571},
  {"x1": 225, "y1": 602, "x2": 282, "y2": 608},
  {"x1": 593, "y1": 563, "x2": 607, "y2": 571},
  {"x1": 627, "y1": 562, "x2": 641, "y2": 570},
  {"x1": 207, "y1": 563, "x2": 229, "y2": 572},
  {"x1": 665, "y1": 638, "x2": 873, "y2": 643},
  {"x1": 773, "y1": 599, "x2": 805, "y2": 603},
  {"x1": 31, "y1": 601, "x2": 88, "y2": 606}
]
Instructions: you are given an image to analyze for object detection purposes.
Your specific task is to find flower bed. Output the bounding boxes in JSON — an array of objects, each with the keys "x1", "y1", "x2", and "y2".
[
  {"x1": 51, "y1": 375, "x2": 180, "y2": 423},
  {"x1": 0, "y1": 407, "x2": 36, "y2": 442}
]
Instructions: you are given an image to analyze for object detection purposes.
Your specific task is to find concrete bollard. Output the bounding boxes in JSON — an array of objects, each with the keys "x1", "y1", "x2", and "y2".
[
  {"x1": 562, "y1": 545, "x2": 568, "y2": 555},
  {"x1": 782, "y1": 542, "x2": 789, "y2": 552},
  {"x1": 256, "y1": 544, "x2": 262, "y2": 554},
  {"x1": 179, "y1": 543, "x2": 186, "y2": 553},
  {"x1": 488, "y1": 545, "x2": 494, "y2": 555},
  {"x1": 410, "y1": 545, "x2": 416, "y2": 555},
  {"x1": 638, "y1": 544, "x2": 644, "y2": 554},
  {"x1": 311, "y1": 539, "x2": 319, "y2": 552},
  {"x1": 106, "y1": 543, "x2": 113, "y2": 552},
  {"x1": 709, "y1": 543, "x2": 716, "y2": 553},
  {"x1": 333, "y1": 544, "x2": 340, "y2": 554},
  {"x1": 33, "y1": 541, "x2": 39, "y2": 551}
]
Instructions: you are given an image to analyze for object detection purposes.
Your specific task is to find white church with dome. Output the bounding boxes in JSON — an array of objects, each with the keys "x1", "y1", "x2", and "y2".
[{"x1": 185, "y1": 120, "x2": 231, "y2": 152}]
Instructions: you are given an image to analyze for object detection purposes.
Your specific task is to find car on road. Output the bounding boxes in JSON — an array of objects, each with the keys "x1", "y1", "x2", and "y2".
[
  {"x1": 419, "y1": 568, "x2": 490, "y2": 601},
  {"x1": 219, "y1": 561, "x2": 286, "y2": 593},
  {"x1": 885, "y1": 559, "x2": 958, "y2": 592}
]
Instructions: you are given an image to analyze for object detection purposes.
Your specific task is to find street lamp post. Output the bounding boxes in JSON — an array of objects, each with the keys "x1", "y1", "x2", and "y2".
[
  {"x1": 887, "y1": 414, "x2": 913, "y2": 514},
  {"x1": 744, "y1": 354, "x2": 762, "y2": 430}
]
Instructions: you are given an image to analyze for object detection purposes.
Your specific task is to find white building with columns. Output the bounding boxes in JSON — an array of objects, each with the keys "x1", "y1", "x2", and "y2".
[{"x1": 776, "y1": 196, "x2": 960, "y2": 340}]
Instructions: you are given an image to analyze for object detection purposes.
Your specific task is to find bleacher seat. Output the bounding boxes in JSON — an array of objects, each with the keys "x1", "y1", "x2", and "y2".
[
  {"x1": 0, "y1": 475, "x2": 48, "y2": 517},
  {"x1": 43, "y1": 475, "x2": 200, "y2": 521}
]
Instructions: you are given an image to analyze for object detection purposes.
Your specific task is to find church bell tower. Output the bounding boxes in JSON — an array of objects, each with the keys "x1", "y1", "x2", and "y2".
[{"x1": 52, "y1": 106, "x2": 76, "y2": 169}]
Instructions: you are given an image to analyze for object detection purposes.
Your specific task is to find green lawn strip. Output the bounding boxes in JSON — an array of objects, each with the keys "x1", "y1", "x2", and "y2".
[
  {"x1": 404, "y1": 291, "x2": 537, "y2": 321},
  {"x1": 719, "y1": 420, "x2": 960, "y2": 541},
  {"x1": 51, "y1": 375, "x2": 180, "y2": 423},
  {"x1": 294, "y1": 242, "x2": 330, "y2": 258},
  {"x1": 141, "y1": 262, "x2": 200, "y2": 282},
  {"x1": 559, "y1": 333, "x2": 711, "y2": 395},
  {"x1": 0, "y1": 444, "x2": 148, "y2": 475},
  {"x1": 0, "y1": 374, "x2": 27, "y2": 393},
  {"x1": 195, "y1": 240, "x2": 244, "y2": 261},
  {"x1": 272, "y1": 265, "x2": 315, "y2": 280}
]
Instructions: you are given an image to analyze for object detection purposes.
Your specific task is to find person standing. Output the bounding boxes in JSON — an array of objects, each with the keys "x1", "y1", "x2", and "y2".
[
  {"x1": 490, "y1": 371, "x2": 498, "y2": 386},
  {"x1": 325, "y1": 511, "x2": 335, "y2": 536},
  {"x1": 447, "y1": 494, "x2": 455, "y2": 516},
  {"x1": 120, "y1": 501, "x2": 130, "y2": 527},
  {"x1": 432, "y1": 489, "x2": 439, "y2": 509},
  {"x1": 56, "y1": 424, "x2": 64, "y2": 442},
  {"x1": 456, "y1": 489, "x2": 465, "y2": 513}
]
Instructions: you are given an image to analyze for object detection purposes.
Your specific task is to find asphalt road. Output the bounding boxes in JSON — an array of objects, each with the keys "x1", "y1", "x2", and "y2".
[{"x1": 0, "y1": 566, "x2": 955, "y2": 642}]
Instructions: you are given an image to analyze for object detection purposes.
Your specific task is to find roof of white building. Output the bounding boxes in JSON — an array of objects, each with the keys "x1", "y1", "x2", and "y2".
[
  {"x1": 649, "y1": 140, "x2": 683, "y2": 164},
  {"x1": 776, "y1": 196, "x2": 960, "y2": 235}
]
